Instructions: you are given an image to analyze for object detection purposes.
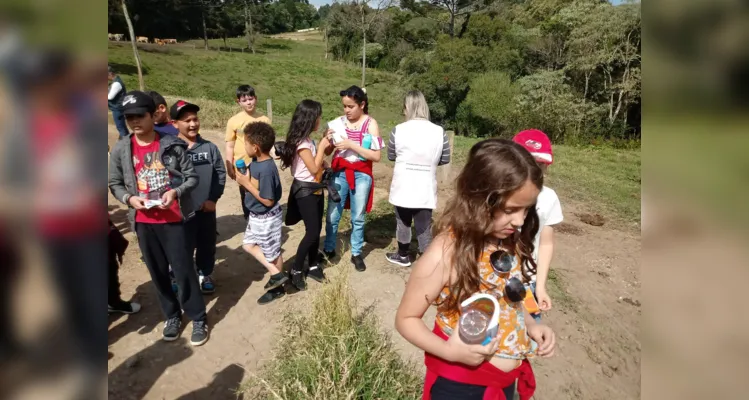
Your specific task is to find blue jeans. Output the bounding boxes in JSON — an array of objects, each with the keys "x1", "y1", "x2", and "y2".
[
  {"x1": 111, "y1": 108, "x2": 129, "y2": 139},
  {"x1": 324, "y1": 171, "x2": 372, "y2": 257}
]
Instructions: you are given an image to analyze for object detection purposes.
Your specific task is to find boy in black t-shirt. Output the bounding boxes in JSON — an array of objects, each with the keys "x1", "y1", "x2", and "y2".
[{"x1": 234, "y1": 122, "x2": 285, "y2": 305}]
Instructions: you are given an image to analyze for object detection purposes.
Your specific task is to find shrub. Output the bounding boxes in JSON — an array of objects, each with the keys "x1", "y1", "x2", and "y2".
[
  {"x1": 356, "y1": 42, "x2": 385, "y2": 67},
  {"x1": 456, "y1": 71, "x2": 518, "y2": 137},
  {"x1": 398, "y1": 50, "x2": 431, "y2": 77},
  {"x1": 241, "y1": 264, "x2": 422, "y2": 400},
  {"x1": 512, "y1": 70, "x2": 608, "y2": 143}
]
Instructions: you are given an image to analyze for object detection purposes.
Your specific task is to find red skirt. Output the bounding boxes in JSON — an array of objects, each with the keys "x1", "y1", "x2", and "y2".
[{"x1": 423, "y1": 324, "x2": 536, "y2": 400}]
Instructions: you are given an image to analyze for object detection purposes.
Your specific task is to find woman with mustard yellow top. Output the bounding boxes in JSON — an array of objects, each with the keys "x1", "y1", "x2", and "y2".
[{"x1": 395, "y1": 139, "x2": 557, "y2": 400}]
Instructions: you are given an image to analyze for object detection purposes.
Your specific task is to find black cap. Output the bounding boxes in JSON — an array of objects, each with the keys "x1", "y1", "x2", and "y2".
[
  {"x1": 169, "y1": 100, "x2": 200, "y2": 120},
  {"x1": 122, "y1": 91, "x2": 156, "y2": 115}
]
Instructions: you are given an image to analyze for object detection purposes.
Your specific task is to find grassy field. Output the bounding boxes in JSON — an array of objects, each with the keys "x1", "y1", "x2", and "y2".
[
  {"x1": 451, "y1": 136, "x2": 641, "y2": 225},
  {"x1": 108, "y1": 36, "x2": 404, "y2": 133}
]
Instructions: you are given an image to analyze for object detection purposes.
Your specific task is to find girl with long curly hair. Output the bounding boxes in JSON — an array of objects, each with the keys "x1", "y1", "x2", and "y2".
[{"x1": 395, "y1": 139, "x2": 557, "y2": 400}]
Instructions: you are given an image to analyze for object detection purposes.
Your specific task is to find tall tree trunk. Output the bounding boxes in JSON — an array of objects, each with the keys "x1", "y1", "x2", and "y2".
[
  {"x1": 121, "y1": 0, "x2": 144, "y2": 90},
  {"x1": 248, "y1": 3, "x2": 256, "y2": 54},
  {"x1": 361, "y1": 30, "x2": 366, "y2": 87},
  {"x1": 324, "y1": 27, "x2": 328, "y2": 60},
  {"x1": 448, "y1": 1, "x2": 456, "y2": 38},
  {"x1": 202, "y1": 10, "x2": 208, "y2": 50},
  {"x1": 244, "y1": 0, "x2": 252, "y2": 52},
  {"x1": 583, "y1": 71, "x2": 591, "y2": 103}
]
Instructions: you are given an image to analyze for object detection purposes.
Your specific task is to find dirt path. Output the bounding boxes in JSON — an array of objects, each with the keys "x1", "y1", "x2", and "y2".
[{"x1": 107, "y1": 127, "x2": 640, "y2": 399}]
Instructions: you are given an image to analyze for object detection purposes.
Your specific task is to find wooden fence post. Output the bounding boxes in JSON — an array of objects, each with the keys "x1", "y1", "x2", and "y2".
[
  {"x1": 439, "y1": 130, "x2": 455, "y2": 184},
  {"x1": 266, "y1": 99, "x2": 273, "y2": 124}
]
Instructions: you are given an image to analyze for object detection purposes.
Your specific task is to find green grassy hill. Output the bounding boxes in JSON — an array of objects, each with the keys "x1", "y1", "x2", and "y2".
[{"x1": 108, "y1": 36, "x2": 403, "y2": 131}]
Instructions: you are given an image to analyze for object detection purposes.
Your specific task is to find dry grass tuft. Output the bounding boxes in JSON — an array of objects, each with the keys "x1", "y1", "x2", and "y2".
[{"x1": 241, "y1": 262, "x2": 422, "y2": 400}]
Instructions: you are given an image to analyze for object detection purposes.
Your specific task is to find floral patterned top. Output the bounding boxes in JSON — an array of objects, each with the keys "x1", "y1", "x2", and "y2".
[{"x1": 435, "y1": 244, "x2": 537, "y2": 360}]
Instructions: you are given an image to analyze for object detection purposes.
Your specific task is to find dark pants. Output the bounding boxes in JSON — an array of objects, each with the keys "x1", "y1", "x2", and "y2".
[
  {"x1": 239, "y1": 186, "x2": 250, "y2": 220},
  {"x1": 135, "y1": 222, "x2": 206, "y2": 321},
  {"x1": 108, "y1": 241, "x2": 123, "y2": 305},
  {"x1": 292, "y1": 194, "x2": 324, "y2": 273},
  {"x1": 111, "y1": 108, "x2": 128, "y2": 139},
  {"x1": 430, "y1": 376, "x2": 516, "y2": 400},
  {"x1": 184, "y1": 211, "x2": 217, "y2": 276},
  {"x1": 0, "y1": 240, "x2": 20, "y2": 356},
  {"x1": 45, "y1": 235, "x2": 106, "y2": 370},
  {"x1": 394, "y1": 206, "x2": 433, "y2": 254}
]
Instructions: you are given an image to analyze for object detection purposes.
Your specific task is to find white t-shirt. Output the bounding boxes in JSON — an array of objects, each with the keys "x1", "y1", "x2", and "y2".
[
  {"x1": 291, "y1": 138, "x2": 316, "y2": 182},
  {"x1": 530, "y1": 186, "x2": 563, "y2": 281}
]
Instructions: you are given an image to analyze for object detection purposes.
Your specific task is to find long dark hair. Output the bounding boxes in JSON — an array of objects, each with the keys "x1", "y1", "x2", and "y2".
[
  {"x1": 279, "y1": 99, "x2": 322, "y2": 170},
  {"x1": 434, "y1": 139, "x2": 543, "y2": 314},
  {"x1": 339, "y1": 85, "x2": 368, "y2": 114}
]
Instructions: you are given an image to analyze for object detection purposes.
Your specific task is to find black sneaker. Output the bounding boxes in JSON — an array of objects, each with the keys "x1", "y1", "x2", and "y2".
[
  {"x1": 263, "y1": 273, "x2": 288, "y2": 291},
  {"x1": 322, "y1": 250, "x2": 336, "y2": 262},
  {"x1": 351, "y1": 255, "x2": 366, "y2": 272},
  {"x1": 162, "y1": 317, "x2": 182, "y2": 341},
  {"x1": 108, "y1": 301, "x2": 142, "y2": 314},
  {"x1": 257, "y1": 287, "x2": 285, "y2": 305},
  {"x1": 307, "y1": 265, "x2": 326, "y2": 283},
  {"x1": 385, "y1": 252, "x2": 412, "y2": 267},
  {"x1": 291, "y1": 271, "x2": 307, "y2": 291},
  {"x1": 190, "y1": 320, "x2": 209, "y2": 346}
]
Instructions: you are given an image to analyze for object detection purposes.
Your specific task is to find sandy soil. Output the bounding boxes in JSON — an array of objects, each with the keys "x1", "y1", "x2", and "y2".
[{"x1": 107, "y1": 126, "x2": 640, "y2": 399}]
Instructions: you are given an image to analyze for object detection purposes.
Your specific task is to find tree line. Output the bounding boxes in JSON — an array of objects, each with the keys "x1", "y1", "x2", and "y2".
[
  {"x1": 108, "y1": 0, "x2": 320, "y2": 47},
  {"x1": 323, "y1": 0, "x2": 641, "y2": 144},
  {"x1": 108, "y1": 0, "x2": 640, "y2": 144}
]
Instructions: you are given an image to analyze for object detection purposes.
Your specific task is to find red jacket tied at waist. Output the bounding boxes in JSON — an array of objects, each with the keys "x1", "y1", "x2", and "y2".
[
  {"x1": 331, "y1": 157, "x2": 375, "y2": 213},
  {"x1": 423, "y1": 324, "x2": 536, "y2": 400}
]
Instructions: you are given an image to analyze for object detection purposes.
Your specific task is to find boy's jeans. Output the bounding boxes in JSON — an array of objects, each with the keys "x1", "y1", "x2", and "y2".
[{"x1": 324, "y1": 171, "x2": 372, "y2": 257}]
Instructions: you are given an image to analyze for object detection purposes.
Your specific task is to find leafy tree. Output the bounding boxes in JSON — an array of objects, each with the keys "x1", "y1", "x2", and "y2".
[{"x1": 402, "y1": 0, "x2": 496, "y2": 38}]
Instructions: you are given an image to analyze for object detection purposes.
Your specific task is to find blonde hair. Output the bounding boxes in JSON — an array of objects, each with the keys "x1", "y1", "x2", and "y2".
[{"x1": 403, "y1": 90, "x2": 430, "y2": 121}]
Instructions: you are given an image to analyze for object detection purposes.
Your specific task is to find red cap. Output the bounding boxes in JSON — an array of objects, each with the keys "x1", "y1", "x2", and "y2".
[{"x1": 512, "y1": 129, "x2": 553, "y2": 165}]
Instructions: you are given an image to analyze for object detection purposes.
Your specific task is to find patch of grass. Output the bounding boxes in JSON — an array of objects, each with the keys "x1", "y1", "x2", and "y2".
[
  {"x1": 450, "y1": 136, "x2": 641, "y2": 225},
  {"x1": 546, "y1": 269, "x2": 578, "y2": 312},
  {"x1": 547, "y1": 145, "x2": 640, "y2": 224},
  {"x1": 241, "y1": 265, "x2": 422, "y2": 399}
]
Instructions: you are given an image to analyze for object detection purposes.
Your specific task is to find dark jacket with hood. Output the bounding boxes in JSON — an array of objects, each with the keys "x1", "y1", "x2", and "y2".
[{"x1": 108, "y1": 132, "x2": 199, "y2": 222}]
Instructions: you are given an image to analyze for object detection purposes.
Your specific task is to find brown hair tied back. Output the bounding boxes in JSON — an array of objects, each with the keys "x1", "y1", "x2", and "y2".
[{"x1": 434, "y1": 138, "x2": 544, "y2": 314}]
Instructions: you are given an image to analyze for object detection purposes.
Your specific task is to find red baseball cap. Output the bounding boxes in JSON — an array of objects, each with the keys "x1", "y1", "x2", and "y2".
[{"x1": 512, "y1": 129, "x2": 553, "y2": 165}]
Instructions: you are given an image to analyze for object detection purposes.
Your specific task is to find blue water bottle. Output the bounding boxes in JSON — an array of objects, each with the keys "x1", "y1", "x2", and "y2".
[
  {"x1": 359, "y1": 134, "x2": 372, "y2": 161},
  {"x1": 235, "y1": 159, "x2": 247, "y2": 175}
]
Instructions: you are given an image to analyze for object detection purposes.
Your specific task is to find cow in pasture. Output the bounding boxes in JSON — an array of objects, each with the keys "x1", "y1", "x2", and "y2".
[
  {"x1": 164, "y1": 38, "x2": 177, "y2": 44},
  {"x1": 108, "y1": 33, "x2": 114, "y2": 41},
  {"x1": 154, "y1": 38, "x2": 165, "y2": 45},
  {"x1": 136, "y1": 36, "x2": 149, "y2": 43},
  {"x1": 113, "y1": 33, "x2": 124, "y2": 41}
]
